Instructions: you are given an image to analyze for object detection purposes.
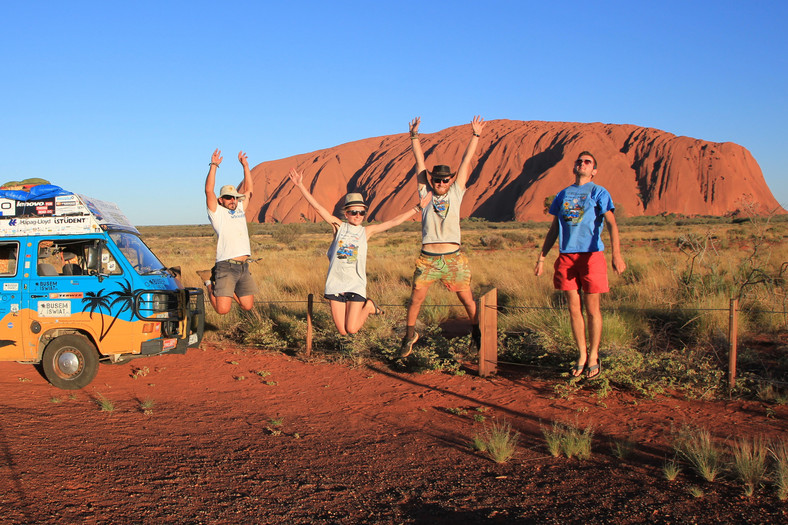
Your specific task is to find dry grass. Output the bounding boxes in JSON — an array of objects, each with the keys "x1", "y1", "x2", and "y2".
[
  {"x1": 138, "y1": 217, "x2": 788, "y2": 397},
  {"x1": 673, "y1": 426, "x2": 725, "y2": 482}
]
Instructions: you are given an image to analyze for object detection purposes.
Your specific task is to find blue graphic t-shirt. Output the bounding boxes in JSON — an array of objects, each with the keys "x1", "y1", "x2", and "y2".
[{"x1": 548, "y1": 182, "x2": 615, "y2": 253}]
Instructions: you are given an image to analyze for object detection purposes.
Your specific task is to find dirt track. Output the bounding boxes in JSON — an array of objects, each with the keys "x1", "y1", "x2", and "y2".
[{"x1": 1, "y1": 342, "x2": 786, "y2": 524}]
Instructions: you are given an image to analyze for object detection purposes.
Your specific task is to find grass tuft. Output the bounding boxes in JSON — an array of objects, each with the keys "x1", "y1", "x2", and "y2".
[
  {"x1": 472, "y1": 419, "x2": 519, "y2": 463},
  {"x1": 730, "y1": 436, "x2": 768, "y2": 496},
  {"x1": 611, "y1": 439, "x2": 634, "y2": 459},
  {"x1": 673, "y1": 426, "x2": 724, "y2": 482},
  {"x1": 95, "y1": 394, "x2": 115, "y2": 412},
  {"x1": 770, "y1": 439, "x2": 788, "y2": 501},
  {"x1": 663, "y1": 459, "x2": 681, "y2": 481},
  {"x1": 140, "y1": 398, "x2": 155, "y2": 415},
  {"x1": 542, "y1": 421, "x2": 593, "y2": 460}
]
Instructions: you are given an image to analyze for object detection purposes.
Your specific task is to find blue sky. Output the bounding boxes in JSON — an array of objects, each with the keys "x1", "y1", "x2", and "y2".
[{"x1": 2, "y1": 1, "x2": 785, "y2": 225}]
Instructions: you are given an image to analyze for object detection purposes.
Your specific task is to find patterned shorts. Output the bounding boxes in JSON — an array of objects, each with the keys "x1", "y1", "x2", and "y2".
[{"x1": 412, "y1": 250, "x2": 472, "y2": 292}]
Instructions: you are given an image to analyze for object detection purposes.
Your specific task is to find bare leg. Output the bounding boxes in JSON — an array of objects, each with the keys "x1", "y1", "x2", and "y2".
[
  {"x1": 564, "y1": 289, "x2": 587, "y2": 375},
  {"x1": 210, "y1": 292, "x2": 233, "y2": 315},
  {"x1": 344, "y1": 300, "x2": 373, "y2": 334},
  {"x1": 237, "y1": 295, "x2": 255, "y2": 311},
  {"x1": 328, "y1": 300, "x2": 349, "y2": 335},
  {"x1": 455, "y1": 289, "x2": 477, "y2": 323},
  {"x1": 406, "y1": 286, "x2": 430, "y2": 326},
  {"x1": 582, "y1": 292, "x2": 603, "y2": 371}
]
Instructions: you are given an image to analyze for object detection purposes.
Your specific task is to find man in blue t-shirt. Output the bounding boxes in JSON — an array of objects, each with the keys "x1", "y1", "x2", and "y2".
[{"x1": 534, "y1": 151, "x2": 626, "y2": 379}]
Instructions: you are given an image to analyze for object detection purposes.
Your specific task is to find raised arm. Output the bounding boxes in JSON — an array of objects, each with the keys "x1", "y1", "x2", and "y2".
[
  {"x1": 365, "y1": 191, "x2": 432, "y2": 239},
  {"x1": 237, "y1": 151, "x2": 254, "y2": 201},
  {"x1": 205, "y1": 148, "x2": 223, "y2": 212},
  {"x1": 287, "y1": 168, "x2": 341, "y2": 227},
  {"x1": 604, "y1": 210, "x2": 626, "y2": 275},
  {"x1": 534, "y1": 216, "x2": 559, "y2": 276},
  {"x1": 409, "y1": 117, "x2": 428, "y2": 192},
  {"x1": 455, "y1": 116, "x2": 485, "y2": 190}
]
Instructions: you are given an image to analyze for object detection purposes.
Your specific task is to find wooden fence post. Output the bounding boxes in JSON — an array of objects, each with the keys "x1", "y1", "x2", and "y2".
[
  {"x1": 728, "y1": 297, "x2": 738, "y2": 389},
  {"x1": 306, "y1": 293, "x2": 313, "y2": 357},
  {"x1": 478, "y1": 287, "x2": 498, "y2": 377}
]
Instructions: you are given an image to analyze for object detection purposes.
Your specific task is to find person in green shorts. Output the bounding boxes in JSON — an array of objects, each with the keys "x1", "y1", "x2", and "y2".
[{"x1": 400, "y1": 116, "x2": 485, "y2": 357}]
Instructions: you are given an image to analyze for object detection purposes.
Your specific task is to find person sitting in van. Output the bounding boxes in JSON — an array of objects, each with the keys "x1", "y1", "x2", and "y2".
[
  {"x1": 61, "y1": 251, "x2": 83, "y2": 275},
  {"x1": 197, "y1": 149, "x2": 259, "y2": 315}
]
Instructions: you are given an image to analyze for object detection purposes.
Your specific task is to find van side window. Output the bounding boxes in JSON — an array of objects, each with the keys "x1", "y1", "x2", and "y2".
[
  {"x1": 36, "y1": 240, "x2": 122, "y2": 277},
  {"x1": 0, "y1": 242, "x2": 18, "y2": 276}
]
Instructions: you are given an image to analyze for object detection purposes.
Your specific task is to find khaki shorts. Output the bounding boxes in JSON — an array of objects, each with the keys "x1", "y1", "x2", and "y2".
[
  {"x1": 412, "y1": 250, "x2": 472, "y2": 292},
  {"x1": 212, "y1": 260, "x2": 258, "y2": 298}
]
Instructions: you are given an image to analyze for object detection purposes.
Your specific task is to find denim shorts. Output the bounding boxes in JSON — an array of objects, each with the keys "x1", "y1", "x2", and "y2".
[
  {"x1": 212, "y1": 260, "x2": 258, "y2": 298},
  {"x1": 324, "y1": 292, "x2": 366, "y2": 303}
]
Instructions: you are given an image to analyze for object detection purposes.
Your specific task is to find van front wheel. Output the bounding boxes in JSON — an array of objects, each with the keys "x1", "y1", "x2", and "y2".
[{"x1": 42, "y1": 335, "x2": 99, "y2": 390}]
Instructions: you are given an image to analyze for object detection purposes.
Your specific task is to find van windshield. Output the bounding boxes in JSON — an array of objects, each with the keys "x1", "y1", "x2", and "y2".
[{"x1": 110, "y1": 231, "x2": 167, "y2": 275}]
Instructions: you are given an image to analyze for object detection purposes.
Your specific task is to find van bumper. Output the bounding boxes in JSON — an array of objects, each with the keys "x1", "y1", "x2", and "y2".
[{"x1": 138, "y1": 288, "x2": 205, "y2": 356}]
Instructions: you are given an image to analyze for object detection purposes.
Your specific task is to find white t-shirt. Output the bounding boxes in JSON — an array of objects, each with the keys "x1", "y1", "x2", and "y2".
[
  {"x1": 324, "y1": 222, "x2": 368, "y2": 296},
  {"x1": 207, "y1": 201, "x2": 251, "y2": 262}
]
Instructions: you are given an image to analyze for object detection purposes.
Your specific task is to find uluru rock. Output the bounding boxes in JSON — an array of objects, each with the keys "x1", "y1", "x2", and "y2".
[{"x1": 244, "y1": 120, "x2": 784, "y2": 223}]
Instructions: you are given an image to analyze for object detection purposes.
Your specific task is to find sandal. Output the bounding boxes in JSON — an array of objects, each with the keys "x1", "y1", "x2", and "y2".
[
  {"x1": 368, "y1": 299, "x2": 385, "y2": 316},
  {"x1": 585, "y1": 359, "x2": 602, "y2": 379}
]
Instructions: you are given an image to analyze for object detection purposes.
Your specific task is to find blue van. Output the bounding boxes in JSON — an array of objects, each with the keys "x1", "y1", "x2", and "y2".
[{"x1": 0, "y1": 183, "x2": 204, "y2": 389}]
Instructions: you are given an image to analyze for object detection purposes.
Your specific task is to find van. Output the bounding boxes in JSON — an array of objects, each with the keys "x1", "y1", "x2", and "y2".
[{"x1": 0, "y1": 183, "x2": 205, "y2": 389}]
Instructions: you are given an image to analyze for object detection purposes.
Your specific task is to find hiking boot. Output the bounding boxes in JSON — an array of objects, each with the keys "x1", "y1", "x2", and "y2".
[
  {"x1": 196, "y1": 269, "x2": 212, "y2": 283},
  {"x1": 399, "y1": 332, "x2": 419, "y2": 358}
]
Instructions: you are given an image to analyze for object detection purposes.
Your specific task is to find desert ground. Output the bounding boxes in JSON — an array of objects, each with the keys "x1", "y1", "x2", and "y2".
[
  {"x1": 2, "y1": 218, "x2": 788, "y2": 523},
  {"x1": 1, "y1": 337, "x2": 786, "y2": 524}
]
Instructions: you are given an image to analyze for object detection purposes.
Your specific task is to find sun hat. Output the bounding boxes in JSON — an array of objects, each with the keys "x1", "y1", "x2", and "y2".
[
  {"x1": 429, "y1": 165, "x2": 453, "y2": 177},
  {"x1": 218, "y1": 185, "x2": 245, "y2": 200},
  {"x1": 343, "y1": 193, "x2": 367, "y2": 209}
]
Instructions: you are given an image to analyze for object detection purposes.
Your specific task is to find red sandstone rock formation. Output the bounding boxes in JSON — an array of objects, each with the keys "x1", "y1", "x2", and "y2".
[{"x1": 244, "y1": 120, "x2": 783, "y2": 223}]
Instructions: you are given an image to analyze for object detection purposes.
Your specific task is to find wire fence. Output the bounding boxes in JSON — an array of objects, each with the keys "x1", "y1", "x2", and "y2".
[{"x1": 200, "y1": 288, "x2": 787, "y2": 390}]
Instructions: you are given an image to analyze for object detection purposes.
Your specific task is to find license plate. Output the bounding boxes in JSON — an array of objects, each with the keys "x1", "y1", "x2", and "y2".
[{"x1": 188, "y1": 333, "x2": 198, "y2": 345}]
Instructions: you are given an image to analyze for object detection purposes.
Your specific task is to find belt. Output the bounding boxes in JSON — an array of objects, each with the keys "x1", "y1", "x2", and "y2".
[
  {"x1": 224, "y1": 259, "x2": 247, "y2": 265},
  {"x1": 421, "y1": 248, "x2": 460, "y2": 257}
]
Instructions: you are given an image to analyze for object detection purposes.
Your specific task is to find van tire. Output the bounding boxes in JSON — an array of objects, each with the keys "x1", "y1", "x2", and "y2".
[{"x1": 41, "y1": 335, "x2": 100, "y2": 390}]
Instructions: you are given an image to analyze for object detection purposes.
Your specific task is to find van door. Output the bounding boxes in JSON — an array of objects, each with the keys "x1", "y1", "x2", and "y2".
[{"x1": 0, "y1": 239, "x2": 24, "y2": 360}]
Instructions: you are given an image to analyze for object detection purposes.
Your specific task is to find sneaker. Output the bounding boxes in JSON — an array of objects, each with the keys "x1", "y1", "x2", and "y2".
[
  {"x1": 195, "y1": 269, "x2": 212, "y2": 283},
  {"x1": 399, "y1": 332, "x2": 419, "y2": 358},
  {"x1": 470, "y1": 326, "x2": 482, "y2": 351}
]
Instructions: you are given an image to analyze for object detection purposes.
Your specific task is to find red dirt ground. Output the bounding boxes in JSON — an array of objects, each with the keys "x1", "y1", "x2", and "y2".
[{"x1": 1, "y1": 342, "x2": 786, "y2": 524}]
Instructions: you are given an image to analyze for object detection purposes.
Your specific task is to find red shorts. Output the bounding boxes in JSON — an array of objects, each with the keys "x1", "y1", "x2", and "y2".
[{"x1": 553, "y1": 252, "x2": 609, "y2": 294}]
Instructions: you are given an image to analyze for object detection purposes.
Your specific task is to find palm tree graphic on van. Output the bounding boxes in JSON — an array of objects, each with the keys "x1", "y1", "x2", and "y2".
[{"x1": 81, "y1": 279, "x2": 138, "y2": 341}]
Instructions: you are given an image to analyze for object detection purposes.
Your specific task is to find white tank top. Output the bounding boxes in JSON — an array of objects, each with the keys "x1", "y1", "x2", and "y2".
[{"x1": 420, "y1": 183, "x2": 464, "y2": 245}]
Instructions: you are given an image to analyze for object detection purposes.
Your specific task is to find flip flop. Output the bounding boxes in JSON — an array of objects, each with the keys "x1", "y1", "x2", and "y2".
[
  {"x1": 570, "y1": 362, "x2": 585, "y2": 378},
  {"x1": 585, "y1": 359, "x2": 602, "y2": 379}
]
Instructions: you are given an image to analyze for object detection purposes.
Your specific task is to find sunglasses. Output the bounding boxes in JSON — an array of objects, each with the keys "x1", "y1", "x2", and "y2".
[
  {"x1": 575, "y1": 159, "x2": 594, "y2": 165},
  {"x1": 346, "y1": 210, "x2": 366, "y2": 217},
  {"x1": 221, "y1": 195, "x2": 238, "y2": 200},
  {"x1": 431, "y1": 177, "x2": 452, "y2": 184}
]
